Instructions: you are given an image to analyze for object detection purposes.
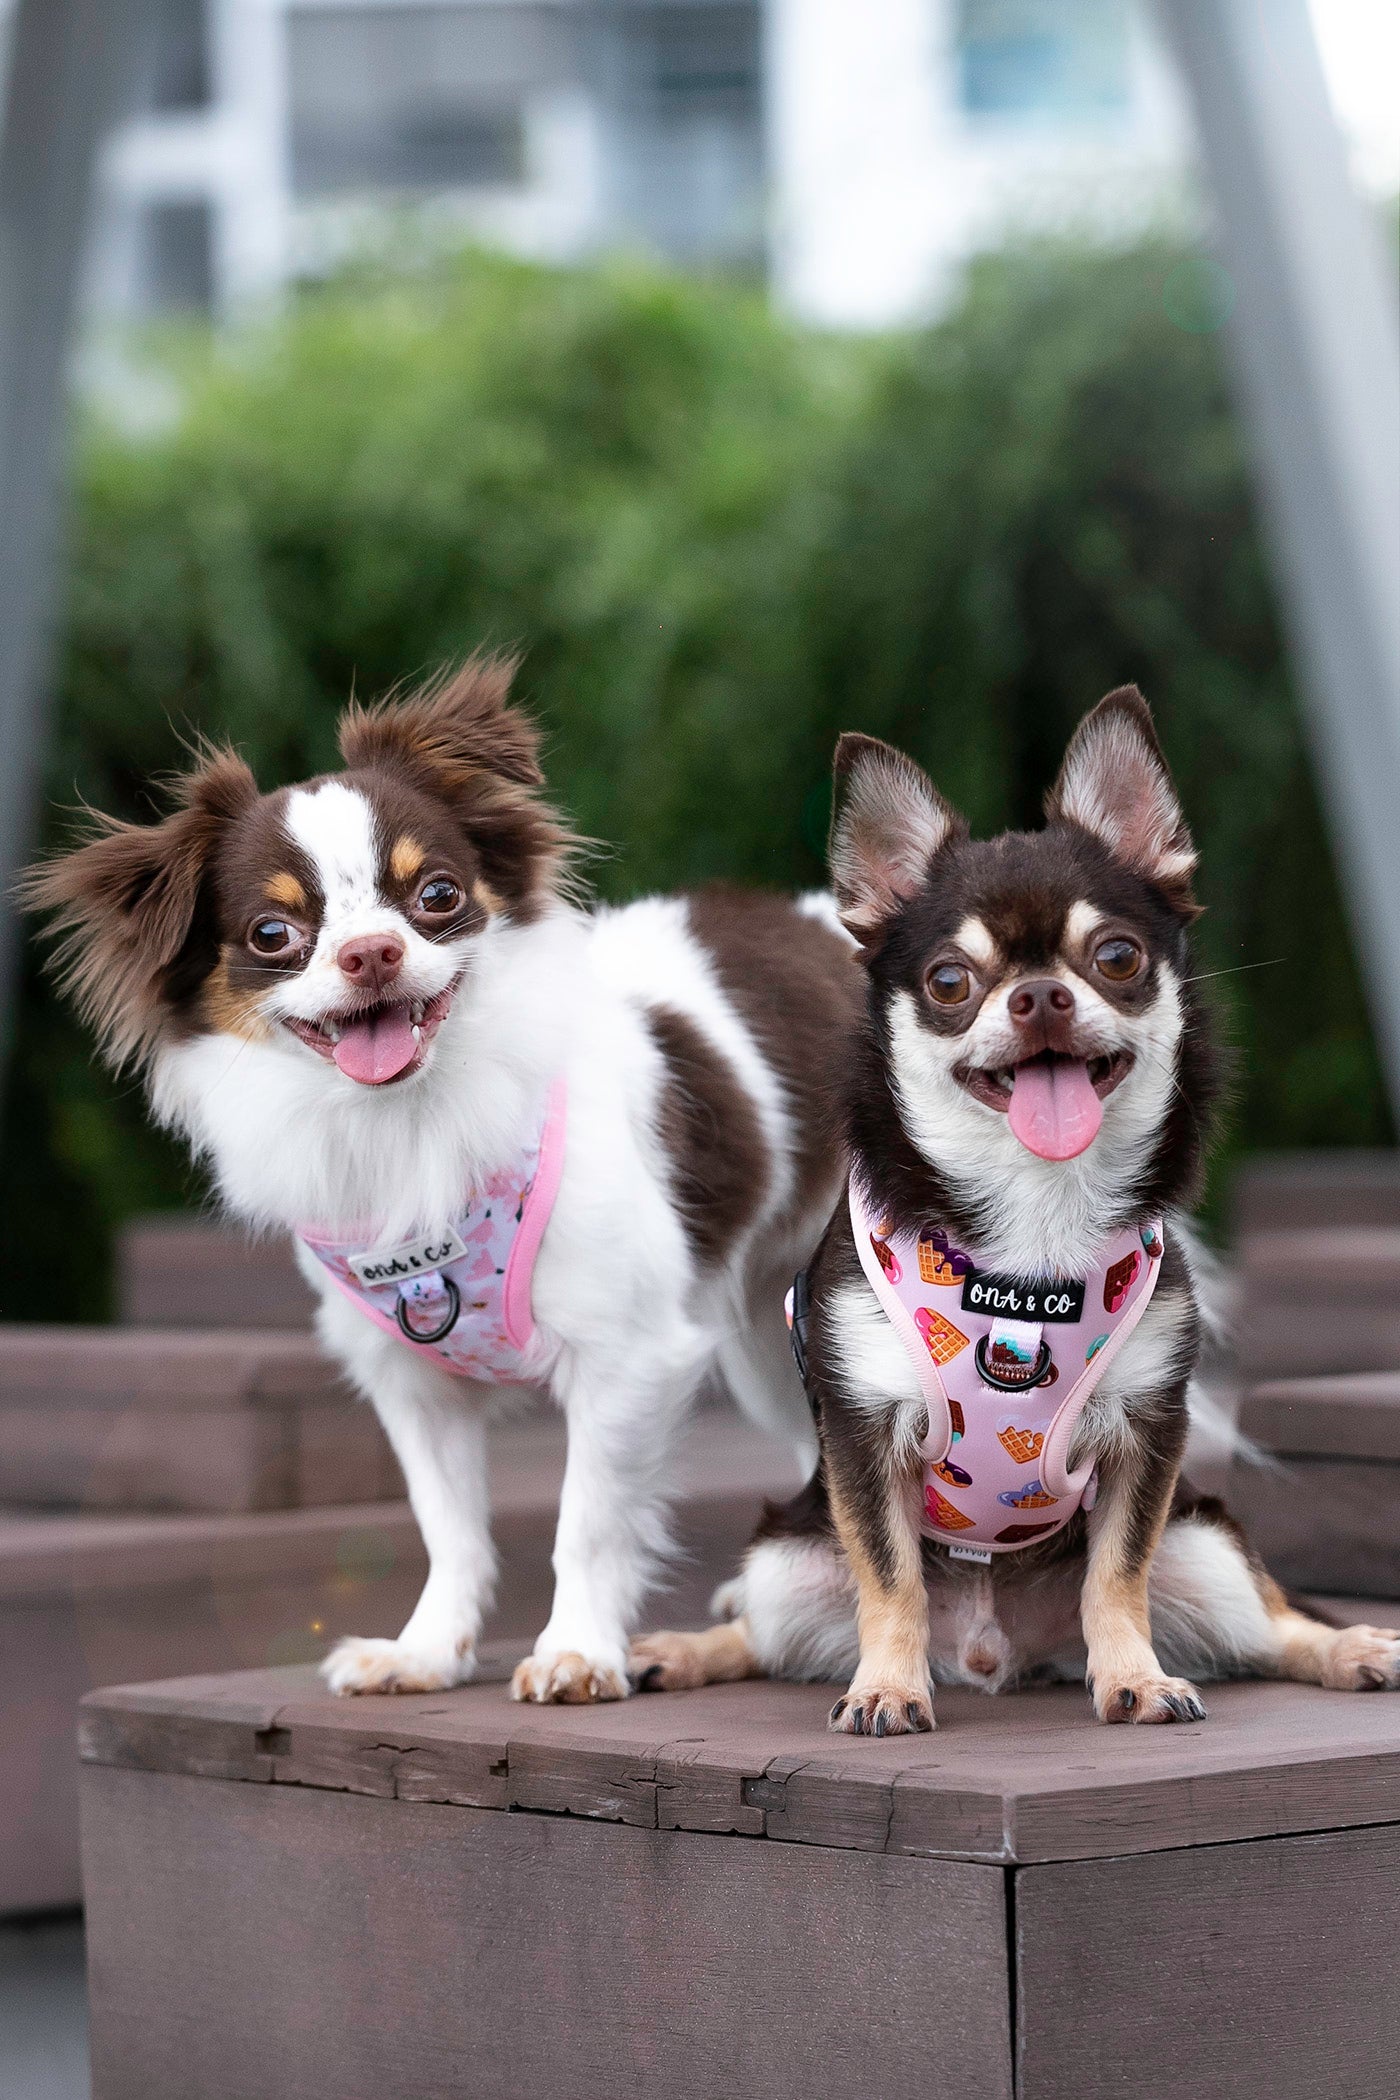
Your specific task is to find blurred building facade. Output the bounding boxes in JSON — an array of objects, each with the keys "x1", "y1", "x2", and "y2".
[{"x1": 0, "y1": 0, "x2": 1389, "y2": 328}]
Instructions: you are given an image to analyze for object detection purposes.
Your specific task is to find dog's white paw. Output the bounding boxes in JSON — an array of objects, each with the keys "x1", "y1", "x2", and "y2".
[
  {"x1": 321, "y1": 1635, "x2": 475, "y2": 1697},
  {"x1": 511, "y1": 1649, "x2": 629, "y2": 1705},
  {"x1": 1321, "y1": 1623, "x2": 1400, "y2": 1692}
]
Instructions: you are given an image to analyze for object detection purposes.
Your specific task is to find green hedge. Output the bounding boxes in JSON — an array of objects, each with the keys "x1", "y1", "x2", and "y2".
[{"x1": 4, "y1": 240, "x2": 1388, "y2": 1319}]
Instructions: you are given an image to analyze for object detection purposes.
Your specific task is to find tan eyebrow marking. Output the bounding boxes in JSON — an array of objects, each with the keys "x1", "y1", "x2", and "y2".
[
  {"x1": 390, "y1": 836, "x2": 425, "y2": 885},
  {"x1": 952, "y1": 915, "x2": 998, "y2": 969},
  {"x1": 265, "y1": 872, "x2": 307, "y2": 913},
  {"x1": 1064, "y1": 901, "x2": 1102, "y2": 948},
  {"x1": 473, "y1": 878, "x2": 504, "y2": 916}
]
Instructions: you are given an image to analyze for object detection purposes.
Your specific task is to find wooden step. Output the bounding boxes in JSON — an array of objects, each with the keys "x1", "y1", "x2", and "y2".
[
  {"x1": 0, "y1": 1325, "x2": 398, "y2": 1513},
  {"x1": 0, "y1": 1409, "x2": 799, "y2": 1914},
  {"x1": 1227, "y1": 1371, "x2": 1400, "y2": 1595},
  {"x1": 1234, "y1": 1224, "x2": 1400, "y2": 1377},
  {"x1": 117, "y1": 1214, "x2": 315, "y2": 1330},
  {"x1": 1232, "y1": 1149, "x2": 1400, "y2": 1235},
  {"x1": 78, "y1": 1602, "x2": 1400, "y2": 2100}
]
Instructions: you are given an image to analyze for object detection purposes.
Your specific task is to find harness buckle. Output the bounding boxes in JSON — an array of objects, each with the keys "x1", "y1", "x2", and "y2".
[{"x1": 394, "y1": 1273, "x2": 462, "y2": 1346}]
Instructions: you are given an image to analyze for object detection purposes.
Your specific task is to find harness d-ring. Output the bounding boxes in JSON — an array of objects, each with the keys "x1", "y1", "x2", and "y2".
[
  {"x1": 395, "y1": 1275, "x2": 461, "y2": 1346},
  {"x1": 974, "y1": 1334, "x2": 1054, "y2": 1391}
]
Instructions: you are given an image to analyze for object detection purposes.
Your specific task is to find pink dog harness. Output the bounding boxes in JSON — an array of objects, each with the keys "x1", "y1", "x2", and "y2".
[
  {"x1": 299, "y1": 1080, "x2": 567, "y2": 1382},
  {"x1": 850, "y1": 1177, "x2": 1164, "y2": 1558}
]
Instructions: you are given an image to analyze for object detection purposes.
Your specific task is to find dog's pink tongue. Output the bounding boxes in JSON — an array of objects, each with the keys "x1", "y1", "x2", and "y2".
[
  {"x1": 332, "y1": 1005, "x2": 418, "y2": 1086},
  {"x1": 1007, "y1": 1058, "x2": 1104, "y2": 1161}
]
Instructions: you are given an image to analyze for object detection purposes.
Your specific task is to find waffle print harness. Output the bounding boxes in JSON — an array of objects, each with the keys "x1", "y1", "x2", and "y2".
[{"x1": 847, "y1": 1177, "x2": 1164, "y2": 1560}]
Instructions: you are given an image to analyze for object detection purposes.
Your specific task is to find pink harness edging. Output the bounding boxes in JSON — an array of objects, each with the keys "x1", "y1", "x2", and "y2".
[
  {"x1": 299, "y1": 1078, "x2": 567, "y2": 1383},
  {"x1": 850, "y1": 1176, "x2": 1164, "y2": 1558}
]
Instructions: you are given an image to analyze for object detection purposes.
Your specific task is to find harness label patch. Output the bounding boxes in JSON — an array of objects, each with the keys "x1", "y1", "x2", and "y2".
[
  {"x1": 960, "y1": 1270, "x2": 1086, "y2": 1322},
  {"x1": 349, "y1": 1226, "x2": 469, "y2": 1289}
]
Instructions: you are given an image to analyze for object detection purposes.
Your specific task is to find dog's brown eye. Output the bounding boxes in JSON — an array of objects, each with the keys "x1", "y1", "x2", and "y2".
[
  {"x1": 1094, "y1": 938, "x2": 1144, "y2": 983},
  {"x1": 249, "y1": 919, "x2": 298, "y2": 955},
  {"x1": 927, "y1": 963, "x2": 973, "y2": 1006},
  {"x1": 417, "y1": 878, "x2": 462, "y2": 916}
]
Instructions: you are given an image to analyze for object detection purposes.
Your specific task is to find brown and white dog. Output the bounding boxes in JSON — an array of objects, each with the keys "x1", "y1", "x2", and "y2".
[
  {"x1": 25, "y1": 660, "x2": 861, "y2": 1701},
  {"x1": 633, "y1": 690, "x2": 1400, "y2": 1731}
]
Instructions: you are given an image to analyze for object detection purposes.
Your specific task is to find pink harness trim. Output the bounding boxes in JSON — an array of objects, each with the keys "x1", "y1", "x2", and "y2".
[
  {"x1": 299, "y1": 1078, "x2": 567, "y2": 1382},
  {"x1": 850, "y1": 1176, "x2": 1163, "y2": 1555}
]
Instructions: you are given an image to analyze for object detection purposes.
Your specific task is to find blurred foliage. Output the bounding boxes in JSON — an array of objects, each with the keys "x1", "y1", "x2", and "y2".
[{"x1": 4, "y1": 239, "x2": 1389, "y2": 1319}]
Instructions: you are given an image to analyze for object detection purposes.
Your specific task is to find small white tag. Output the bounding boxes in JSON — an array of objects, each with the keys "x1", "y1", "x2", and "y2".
[
  {"x1": 349, "y1": 1226, "x2": 468, "y2": 1289},
  {"x1": 946, "y1": 1544, "x2": 993, "y2": 1565}
]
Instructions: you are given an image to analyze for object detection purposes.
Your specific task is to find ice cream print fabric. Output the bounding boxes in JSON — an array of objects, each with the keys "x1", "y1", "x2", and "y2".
[
  {"x1": 850, "y1": 1178, "x2": 1163, "y2": 1555},
  {"x1": 300, "y1": 1080, "x2": 566, "y2": 1381}
]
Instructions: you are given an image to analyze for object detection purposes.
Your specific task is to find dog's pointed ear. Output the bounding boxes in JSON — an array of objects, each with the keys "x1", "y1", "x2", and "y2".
[
  {"x1": 337, "y1": 654, "x2": 542, "y2": 788},
  {"x1": 1046, "y1": 687, "x2": 1198, "y2": 911},
  {"x1": 20, "y1": 747, "x2": 258, "y2": 1068},
  {"x1": 829, "y1": 733, "x2": 964, "y2": 944}
]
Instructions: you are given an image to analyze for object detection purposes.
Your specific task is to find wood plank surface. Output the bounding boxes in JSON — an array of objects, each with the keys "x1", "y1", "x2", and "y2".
[
  {"x1": 1016, "y1": 1821, "x2": 1400, "y2": 2100},
  {"x1": 81, "y1": 1765, "x2": 1012, "y2": 2100},
  {"x1": 80, "y1": 1597, "x2": 1400, "y2": 1866}
]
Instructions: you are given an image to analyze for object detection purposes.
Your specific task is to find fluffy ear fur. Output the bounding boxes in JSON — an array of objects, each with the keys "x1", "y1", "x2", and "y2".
[
  {"x1": 20, "y1": 748, "x2": 258, "y2": 1068},
  {"x1": 829, "y1": 732, "x2": 964, "y2": 943},
  {"x1": 337, "y1": 653, "x2": 543, "y2": 788},
  {"x1": 1045, "y1": 686, "x2": 1198, "y2": 910},
  {"x1": 338, "y1": 656, "x2": 575, "y2": 913}
]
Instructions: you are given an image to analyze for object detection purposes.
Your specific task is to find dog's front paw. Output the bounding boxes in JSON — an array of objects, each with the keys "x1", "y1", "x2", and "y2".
[
  {"x1": 321, "y1": 1635, "x2": 475, "y2": 1697},
  {"x1": 1320, "y1": 1623, "x2": 1400, "y2": 1691},
  {"x1": 511, "y1": 1649, "x2": 629, "y2": 1705},
  {"x1": 829, "y1": 1681, "x2": 934, "y2": 1737},
  {"x1": 1093, "y1": 1672, "x2": 1207, "y2": 1725}
]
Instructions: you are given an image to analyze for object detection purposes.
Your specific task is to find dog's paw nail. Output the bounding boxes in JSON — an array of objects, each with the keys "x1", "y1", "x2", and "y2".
[
  {"x1": 830, "y1": 1699, "x2": 847, "y2": 1723},
  {"x1": 873, "y1": 1710, "x2": 889, "y2": 1737},
  {"x1": 906, "y1": 1702, "x2": 924, "y2": 1730},
  {"x1": 637, "y1": 1663, "x2": 663, "y2": 1692}
]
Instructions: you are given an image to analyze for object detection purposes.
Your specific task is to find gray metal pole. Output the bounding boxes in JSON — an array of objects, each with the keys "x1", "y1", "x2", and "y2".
[
  {"x1": 1154, "y1": 0, "x2": 1400, "y2": 1110},
  {"x1": 0, "y1": 0, "x2": 152, "y2": 1062}
]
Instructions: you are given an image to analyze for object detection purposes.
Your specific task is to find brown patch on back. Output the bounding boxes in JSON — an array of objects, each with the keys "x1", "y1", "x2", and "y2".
[
  {"x1": 388, "y1": 836, "x2": 425, "y2": 886},
  {"x1": 265, "y1": 870, "x2": 307, "y2": 913},
  {"x1": 684, "y1": 888, "x2": 863, "y2": 1231},
  {"x1": 647, "y1": 1004, "x2": 768, "y2": 1269}
]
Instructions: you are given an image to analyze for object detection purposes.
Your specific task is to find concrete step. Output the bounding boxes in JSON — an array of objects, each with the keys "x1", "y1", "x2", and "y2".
[
  {"x1": 0, "y1": 1407, "x2": 801, "y2": 1913},
  {"x1": 1228, "y1": 1370, "x2": 1400, "y2": 1597},
  {"x1": 0, "y1": 1326, "x2": 398, "y2": 1513}
]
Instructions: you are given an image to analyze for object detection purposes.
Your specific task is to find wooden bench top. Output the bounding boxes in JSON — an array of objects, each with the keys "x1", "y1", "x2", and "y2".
[{"x1": 81, "y1": 1596, "x2": 1400, "y2": 1870}]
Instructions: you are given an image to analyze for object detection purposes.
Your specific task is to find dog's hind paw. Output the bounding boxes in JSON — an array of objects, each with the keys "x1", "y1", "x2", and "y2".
[
  {"x1": 320, "y1": 1635, "x2": 474, "y2": 1697},
  {"x1": 1321, "y1": 1623, "x2": 1400, "y2": 1692},
  {"x1": 512, "y1": 1649, "x2": 629, "y2": 1705}
]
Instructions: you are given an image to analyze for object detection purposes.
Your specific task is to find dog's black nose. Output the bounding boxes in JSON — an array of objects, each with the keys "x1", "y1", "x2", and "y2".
[{"x1": 1008, "y1": 978, "x2": 1075, "y2": 1031}]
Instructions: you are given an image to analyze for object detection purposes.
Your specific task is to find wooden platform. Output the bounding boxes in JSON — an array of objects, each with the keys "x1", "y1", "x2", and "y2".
[
  {"x1": 3, "y1": 1410, "x2": 797, "y2": 1913},
  {"x1": 79, "y1": 1599, "x2": 1400, "y2": 2100}
]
